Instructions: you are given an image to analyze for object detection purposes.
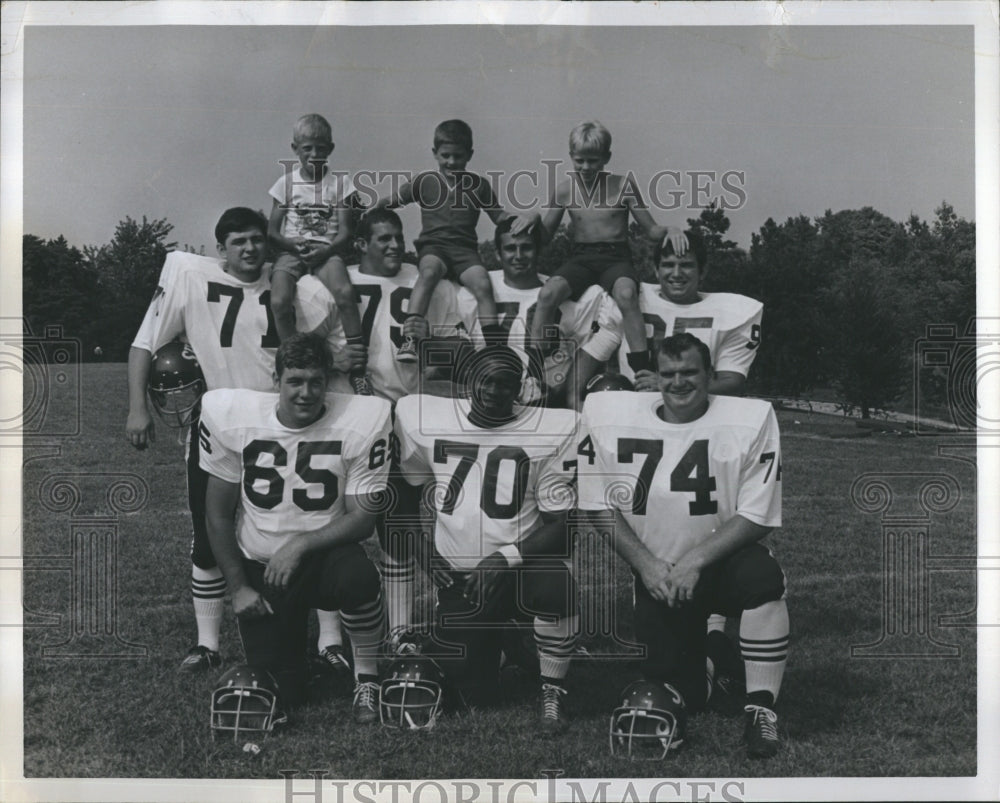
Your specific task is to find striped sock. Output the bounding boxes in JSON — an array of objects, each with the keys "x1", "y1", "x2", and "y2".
[
  {"x1": 380, "y1": 551, "x2": 415, "y2": 633},
  {"x1": 191, "y1": 565, "x2": 226, "y2": 652},
  {"x1": 534, "y1": 614, "x2": 580, "y2": 681},
  {"x1": 342, "y1": 594, "x2": 386, "y2": 678},
  {"x1": 740, "y1": 600, "x2": 789, "y2": 704}
]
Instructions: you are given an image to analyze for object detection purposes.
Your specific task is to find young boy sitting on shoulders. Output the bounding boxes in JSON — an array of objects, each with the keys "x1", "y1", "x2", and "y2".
[
  {"x1": 375, "y1": 118, "x2": 532, "y2": 363},
  {"x1": 527, "y1": 120, "x2": 687, "y2": 377},
  {"x1": 268, "y1": 113, "x2": 371, "y2": 395}
]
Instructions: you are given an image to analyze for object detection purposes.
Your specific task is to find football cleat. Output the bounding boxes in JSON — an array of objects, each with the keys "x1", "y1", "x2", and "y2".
[
  {"x1": 609, "y1": 680, "x2": 686, "y2": 759},
  {"x1": 539, "y1": 683, "x2": 569, "y2": 735},
  {"x1": 210, "y1": 664, "x2": 282, "y2": 743},
  {"x1": 178, "y1": 644, "x2": 222, "y2": 673},
  {"x1": 744, "y1": 704, "x2": 780, "y2": 759},
  {"x1": 379, "y1": 655, "x2": 445, "y2": 730},
  {"x1": 352, "y1": 679, "x2": 380, "y2": 724},
  {"x1": 315, "y1": 644, "x2": 353, "y2": 682},
  {"x1": 386, "y1": 625, "x2": 423, "y2": 657},
  {"x1": 148, "y1": 340, "x2": 206, "y2": 428},
  {"x1": 582, "y1": 372, "x2": 634, "y2": 400}
]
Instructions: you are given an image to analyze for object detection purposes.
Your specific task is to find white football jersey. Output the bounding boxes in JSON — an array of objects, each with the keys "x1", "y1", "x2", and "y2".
[
  {"x1": 394, "y1": 395, "x2": 579, "y2": 569},
  {"x1": 583, "y1": 288, "x2": 763, "y2": 382},
  {"x1": 578, "y1": 392, "x2": 781, "y2": 564},
  {"x1": 132, "y1": 251, "x2": 332, "y2": 391},
  {"x1": 198, "y1": 388, "x2": 392, "y2": 563},
  {"x1": 455, "y1": 273, "x2": 604, "y2": 382},
  {"x1": 347, "y1": 263, "x2": 461, "y2": 402}
]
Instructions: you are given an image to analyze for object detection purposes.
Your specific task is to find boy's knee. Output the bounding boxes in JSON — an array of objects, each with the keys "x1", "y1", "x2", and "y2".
[
  {"x1": 611, "y1": 278, "x2": 639, "y2": 307},
  {"x1": 537, "y1": 279, "x2": 569, "y2": 310},
  {"x1": 270, "y1": 279, "x2": 295, "y2": 309},
  {"x1": 418, "y1": 256, "x2": 446, "y2": 280}
]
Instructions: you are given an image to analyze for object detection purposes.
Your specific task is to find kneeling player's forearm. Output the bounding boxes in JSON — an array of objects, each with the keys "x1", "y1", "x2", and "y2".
[{"x1": 296, "y1": 506, "x2": 378, "y2": 554}]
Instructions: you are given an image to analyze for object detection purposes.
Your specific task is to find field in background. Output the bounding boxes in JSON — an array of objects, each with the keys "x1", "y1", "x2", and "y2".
[{"x1": 20, "y1": 363, "x2": 977, "y2": 779}]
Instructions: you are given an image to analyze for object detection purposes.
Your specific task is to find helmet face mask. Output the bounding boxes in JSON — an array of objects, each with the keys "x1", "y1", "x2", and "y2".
[
  {"x1": 210, "y1": 665, "x2": 281, "y2": 742},
  {"x1": 148, "y1": 341, "x2": 206, "y2": 428},
  {"x1": 609, "y1": 680, "x2": 685, "y2": 760},
  {"x1": 379, "y1": 657, "x2": 445, "y2": 730}
]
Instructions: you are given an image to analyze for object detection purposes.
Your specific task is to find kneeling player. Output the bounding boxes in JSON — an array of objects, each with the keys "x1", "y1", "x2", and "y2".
[
  {"x1": 200, "y1": 333, "x2": 389, "y2": 722},
  {"x1": 393, "y1": 346, "x2": 580, "y2": 734},
  {"x1": 579, "y1": 333, "x2": 788, "y2": 759}
]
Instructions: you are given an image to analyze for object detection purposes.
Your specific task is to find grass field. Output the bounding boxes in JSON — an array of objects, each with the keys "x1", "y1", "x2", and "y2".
[{"x1": 19, "y1": 363, "x2": 978, "y2": 781}]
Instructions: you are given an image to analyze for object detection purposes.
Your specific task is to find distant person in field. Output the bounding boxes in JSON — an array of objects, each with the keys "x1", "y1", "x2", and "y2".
[
  {"x1": 268, "y1": 113, "x2": 372, "y2": 395},
  {"x1": 394, "y1": 346, "x2": 580, "y2": 734},
  {"x1": 126, "y1": 207, "x2": 358, "y2": 673},
  {"x1": 453, "y1": 217, "x2": 606, "y2": 407},
  {"x1": 579, "y1": 333, "x2": 788, "y2": 759},
  {"x1": 200, "y1": 333, "x2": 389, "y2": 721},
  {"x1": 374, "y1": 119, "x2": 532, "y2": 363},
  {"x1": 527, "y1": 120, "x2": 688, "y2": 378}
]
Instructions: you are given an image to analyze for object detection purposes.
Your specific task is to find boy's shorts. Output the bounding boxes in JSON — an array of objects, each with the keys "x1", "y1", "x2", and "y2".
[
  {"x1": 555, "y1": 241, "x2": 636, "y2": 300},
  {"x1": 415, "y1": 240, "x2": 483, "y2": 281},
  {"x1": 271, "y1": 241, "x2": 349, "y2": 280}
]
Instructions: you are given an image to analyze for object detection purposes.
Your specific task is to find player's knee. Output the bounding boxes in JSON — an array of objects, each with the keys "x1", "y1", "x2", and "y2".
[
  {"x1": 335, "y1": 553, "x2": 382, "y2": 609},
  {"x1": 731, "y1": 548, "x2": 785, "y2": 610},
  {"x1": 522, "y1": 566, "x2": 577, "y2": 618}
]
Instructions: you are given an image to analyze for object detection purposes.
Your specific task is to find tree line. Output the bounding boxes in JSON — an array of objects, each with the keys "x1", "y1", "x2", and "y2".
[{"x1": 23, "y1": 202, "x2": 974, "y2": 418}]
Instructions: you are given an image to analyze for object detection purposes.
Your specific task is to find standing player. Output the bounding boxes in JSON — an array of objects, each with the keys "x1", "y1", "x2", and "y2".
[
  {"x1": 578, "y1": 333, "x2": 789, "y2": 758},
  {"x1": 454, "y1": 218, "x2": 605, "y2": 407},
  {"x1": 394, "y1": 346, "x2": 581, "y2": 733},
  {"x1": 199, "y1": 334, "x2": 389, "y2": 720},
  {"x1": 126, "y1": 207, "x2": 357, "y2": 672},
  {"x1": 344, "y1": 208, "x2": 462, "y2": 645}
]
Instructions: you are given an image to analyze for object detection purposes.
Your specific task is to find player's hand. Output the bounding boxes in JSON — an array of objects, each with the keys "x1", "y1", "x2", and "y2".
[
  {"x1": 662, "y1": 226, "x2": 688, "y2": 257},
  {"x1": 333, "y1": 343, "x2": 367, "y2": 373},
  {"x1": 264, "y1": 539, "x2": 308, "y2": 590},
  {"x1": 233, "y1": 585, "x2": 273, "y2": 619},
  {"x1": 464, "y1": 552, "x2": 508, "y2": 612},
  {"x1": 638, "y1": 557, "x2": 673, "y2": 603},
  {"x1": 509, "y1": 213, "x2": 540, "y2": 236},
  {"x1": 633, "y1": 369, "x2": 659, "y2": 393},
  {"x1": 664, "y1": 552, "x2": 702, "y2": 608},
  {"x1": 402, "y1": 314, "x2": 429, "y2": 342},
  {"x1": 125, "y1": 408, "x2": 155, "y2": 450}
]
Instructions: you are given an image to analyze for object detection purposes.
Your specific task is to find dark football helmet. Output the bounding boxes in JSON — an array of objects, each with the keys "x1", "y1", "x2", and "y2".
[
  {"x1": 210, "y1": 664, "x2": 282, "y2": 743},
  {"x1": 378, "y1": 655, "x2": 445, "y2": 730},
  {"x1": 609, "y1": 680, "x2": 686, "y2": 759},
  {"x1": 148, "y1": 340, "x2": 205, "y2": 428},
  {"x1": 583, "y1": 372, "x2": 634, "y2": 399}
]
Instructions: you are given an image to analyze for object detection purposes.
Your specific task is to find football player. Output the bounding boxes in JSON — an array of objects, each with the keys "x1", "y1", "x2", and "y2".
[
  {"x1": 126, "y1": 207, "x2": 360, "y2": 672},
  {"x1": 577, "y1": 229, "x2": 764, "y2": 696},
  {"x1": 394, "y1": 345, "x2": 581, "y2": 734},
  {"x1": 578, "y1": 333, "x2": 788, "y2": 759},
  {"x1": 576, "y1": 229, "x2": 762, "y2": 396},
  {"x1": 341, "y1": 207, "x2": 464, "y2": 649},
  {"x1": 453, "y1": 218, "x2": 605, "y2": 407},
  {"x1": 199, "y1": 333, "x2": 389, "y2": 721}
]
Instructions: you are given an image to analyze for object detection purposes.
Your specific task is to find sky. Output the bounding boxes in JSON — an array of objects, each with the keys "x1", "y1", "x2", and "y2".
[{"x1": 20, "y1": 21, "x2": 975, "y2": 252}]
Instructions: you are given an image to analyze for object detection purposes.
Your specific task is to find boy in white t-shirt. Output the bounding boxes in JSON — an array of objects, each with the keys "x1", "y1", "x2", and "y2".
[{"x1": 268, "y1": 113, "x2": 370, "y2": 394}]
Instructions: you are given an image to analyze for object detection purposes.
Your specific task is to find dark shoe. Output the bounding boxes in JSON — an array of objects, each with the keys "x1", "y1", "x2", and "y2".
[
  {"x1": 744, "y1": 704, "x2": 780, "y2": 759},
  {"x1": 352, "y1": 679, "x2": 380, "y2": 724},
  {"x1": 396, "y1": 335, "x2": 418, "y2": 364},
  {"x1": 178, "y1": 645, "x2": 221, "y2": 673},
  {"x1": 316, "y1": 644, "x2": 353, "y2": 681},
  {"x1": 539, "y1": 682, "x2": 569, "y2": 735},
  {"x1": 350, "y1": 373, "x2": 374, "y2": 396}
]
